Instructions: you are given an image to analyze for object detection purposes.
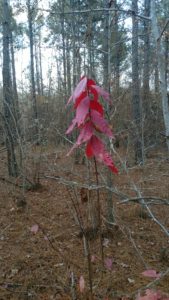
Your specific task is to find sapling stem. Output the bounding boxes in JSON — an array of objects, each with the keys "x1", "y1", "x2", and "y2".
[
  {"x1": 94, "y1": 157, "x2": 104, "y2": 267},
  {"x1": 83, "y1": 235, "x2": 93, "y2": 300}
]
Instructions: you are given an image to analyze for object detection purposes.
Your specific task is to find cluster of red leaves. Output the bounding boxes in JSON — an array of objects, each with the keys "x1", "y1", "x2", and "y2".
[{"x1": 66, "y1": 76, "x2": 118, "y2": 174}]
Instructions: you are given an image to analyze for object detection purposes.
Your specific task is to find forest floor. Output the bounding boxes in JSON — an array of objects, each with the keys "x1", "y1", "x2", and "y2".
[{"x1": 0, "y1": 145, "x2": 169, "y2": 300}]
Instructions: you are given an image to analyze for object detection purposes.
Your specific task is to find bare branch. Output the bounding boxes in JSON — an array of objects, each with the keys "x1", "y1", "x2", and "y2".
[
  {"x1": 120, "y1": 196, "x2": 169, "y2": 205},
  {"x1": 111, "y1": 143, "x2": 169, "y2": 237},
  {"x1": 38, "y1": 7, "x2": 151, "y2": 21}
]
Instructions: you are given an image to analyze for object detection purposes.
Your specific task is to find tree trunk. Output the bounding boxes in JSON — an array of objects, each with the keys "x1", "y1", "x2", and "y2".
[
  {"x1": 164, "y1": 35, "x2": 169, "y2": 86},
  {"x1": 38, "y1": 30, "x2": 44, "y2": 96},
  {"x1": 66, "y1": 37, "x2": 71, "y2": 96},
  {"x1": 2, "y1": 0, "x2": 18, "y2": 177},
  {"x1": 35, "y1": 38, "x2": 41, "y2": 95},
  {"x1": 60, "y1": 0, "x2": 67, "y2": 94},
  {"x1": 27, "y1": 0, "x2": 39, "y2": 143},
  {"x1": 154, "y1": 57, "x2": 159, "y2": 94},
  {"x1": 132, "y1": 0, "x2": 144, "y2": 163},
  {"x1": 103, "y1": 0, "x2": 110, "y2": 90},
  {"x1": 151, "y1": 1, "x2": 169, "y2": 151},
  {"x1": 113, "y1": 0, "x2": 120, "y2": 95},
  {"x1": 143, "y1": 0, "x2": 150, "y2": 94},
  {"x1": 142, "y1": 0, "x2": 151, "y2": 146},
  {"x1": 103, "y1": 0, "x2": 115, "y2": 224},
  {"x1": 70, "y1": 0, "x2": 77, "y2": 87},
  {"x1": 10, "y1": 29, "x2": 21, "y2": 138}
]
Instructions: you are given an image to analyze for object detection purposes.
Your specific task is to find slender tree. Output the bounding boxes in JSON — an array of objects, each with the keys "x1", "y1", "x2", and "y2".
[
  {"x1": 10, "y1": 32, "x2": 20, "y2": 120},
  {"x1": 38, "y1": 30, "x2": 44, "y2": 96},
  {"x1": 27, "y1": 0, "x2": 39, "y2": 142},
  {"x1": 132, "y1": 0, "x2": 143, "y2": 163},
  {"x1": 2, "y1": 0, "x2": 18, "y2": 177},
  {"x1": 103, "y1": 0, "x2": 115, "y2": 223},
  {"x1": 60, "y1": 0, "x2": 67, "y2": 93},
  {"x1": 35, "y1": 38, "x2": 41, "y2": 95},
  {"x1": 164, "y1": 34, "x2": 169, "y2": 86},
  {"x1": 113, "y1": 0, "x2": 120, "y2": 94},
  {"x1": 142, "y1": 0, "x2": 151, "y2": 146},
  {"x1": 151, "y1": 0, "x2": 169, "y2": 152},
  {"x1": 143, "y1": 0, "x2": 150, "y2": 99}
]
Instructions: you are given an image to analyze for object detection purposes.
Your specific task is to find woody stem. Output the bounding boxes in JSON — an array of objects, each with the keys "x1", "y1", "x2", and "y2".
[{"x1": 93, "y1": 157, "x2": 104, "y2": 267}]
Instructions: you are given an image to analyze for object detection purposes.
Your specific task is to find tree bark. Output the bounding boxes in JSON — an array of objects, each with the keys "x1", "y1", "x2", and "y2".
[
  {"x1": 10, "y1": 29, "x2": 21, "y2": 139},
  {"x1": 113, "y1": 0, "x2": 120, "y2": 94},
  {"x1": 103, "y1": 0, "x2": 110, "y2": 90},
  {"x1": 143, "y1": 0, "x2": 150, "y2": 94},
  {"x1": 60, "y1": 0, "x2": 67, "y2": 93},
  {"x1": 132, "y1": 0, "x2": 144, "y2": 163},
  {"x1": 66, "y1": 37, "x2": 71, "y2": 96},
  {"x1": 27, "y1": 0, "x2": 39, "y2": 142},
  {"x1": 151, "y1": 0, "x2": 169, "y2": 151},
  {"x1": 35, "y1": 38, "x2": 41, "y2": 95},
  {"x1": 38, "y1": 30, "x2": 44, "y2": 96},
  {"x1": 2, "y1": 0, "x2": 18, "y2": 177},
  {"x1": 154, "y1": 57, "x2": 159, "y2": 94},
  {"x1": 142, "y1": 0, "x2": 151, "y2": 146},
  {"x1": 164, "y1": 35, "x2": 169, "y2": 86},
  {"x1": 103, "y1": 0, "x2": 115, "y2": 224}
]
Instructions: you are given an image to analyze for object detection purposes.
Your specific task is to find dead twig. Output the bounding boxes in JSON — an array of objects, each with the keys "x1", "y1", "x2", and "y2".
[
  {"x1": 111, "y1": 143, "x2": 169, "y2": 237},
  {"x1": 38, "y1": 7, "x2": 151, "y2": 21},
  {"x1": 119, "y1": 197, "x2": 169, "y2": 206}
]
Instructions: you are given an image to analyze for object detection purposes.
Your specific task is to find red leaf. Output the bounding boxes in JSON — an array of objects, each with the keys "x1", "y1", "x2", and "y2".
[
  {"x1": 30, "y1": 224, "x2": 39, "y2": 234},
  {"x1": 79, "y1": 275, "x2": 85, "y2": 293},
  {"x1": 87, "y1": 136, "x2": 118, "y2": 173},
  {"x1": 102, "y1": 152, "x2": 118, "y2": 174},
  {"x1": 89, "y1": 85, "x2": 99, "y2": 101},
  {"x1": 80, "y1": 75, "x2": 85, "y2": 80},
  {"x1": 76, "y1": 96, "x2": 90, "y2": 126},
  {"x1": 67, "y1": 122, "x2": 93, "y2": 156},
  {"x1": 90, "y1": 135, "x2": 104, "y2": 155},
  {"x1": 76, "y1": 121, "x2": 93, "y2": 145},
  {"x1": 67, "y1": 76, "x2": 87, "y2": 105},
  {"x1": 66, "y1": 117, "x2": 77, "y2": 135},
  {"x1": 90, "y1": 100, "x2": 103, "y2": 115},
  {"x1": 66, "y1": 96, "x2": 90, "y2": 134},
  {"x1": 91, "y1": 85, "x2": 111, "y2": 102},
  {"x1": 86, "y1": 140, "x2": 93, "y2": 158},
  {"x1": 67, "y1": 95, "x2": 73, "y2": 106},
  {"x1": 142, "y1": 270, "x2": 161, "y2": 279},
  {"x1": 91, "y1": 255, "x2": 96, "y2": 263},
  {"x1": 105, "y1": 257, "x2": 113, "y2": 270},
  {"x1": 87, "y1": 78, "x2": 96, "y2": 87},
  {"x1": 91, "y1": 110, "x2": 113, "y2": 138},
  {"x1": 74, "y1": 91, "x2": 87, "y2": 109}
]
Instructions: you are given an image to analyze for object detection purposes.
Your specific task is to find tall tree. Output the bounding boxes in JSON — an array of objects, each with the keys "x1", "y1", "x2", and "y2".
[
  {"x1": 102, "y1": 0, "x2": 110, "y2": 90},
  {"x1": 143, "y1": 0, "x2": 150, "y2": 98},
  {"x1": 2, "y1": 0, "x2": 18, "y2": 177},
  {"x1": 103, "y1": 0, "x2": 115, "y2": 223},
  {"x1": 164, "y1": 34, "x2": 169, "y2": 86},
  {"x1": 60, "y1": 0, "x2": 67, "y2": 92},
  {"x1": 151, "y1": 0, "x2": 169, "y2": 152},
  {"x1": 27, "y1": 0, "x2": 39, "y2": 142},
  {"x1": 10, "y1": 29, "x2": 21, "y2": 137},
  {"x1": 132, "y1": 0, "x2": 143, "y2": 163},
  {"x1": 142, "y1": 0, "x2": 151, "y2": 146},
  {"x1": 113, "y1": 0, "x2": 120, "y2": 94}
]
